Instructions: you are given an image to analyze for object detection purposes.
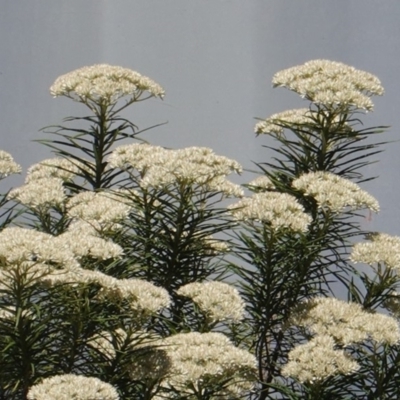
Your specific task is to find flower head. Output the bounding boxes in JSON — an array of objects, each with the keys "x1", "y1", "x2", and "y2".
[
  {"x1": 9, "y1": 177, "x2": 67, "y2": 211},
  {"x1": 290, "y1": 297, "x2": 400, "y2": 346},
  {"x1": 247, "y1": 175, "x2": 275, "y2": 191},
  {"x1": 88, "y1": 329, "x2": 128, "y2": 361},
  {"x1": 255, "y1": 108, "x2": 311, "y2": 135},
  {"x1": 40, "y1": 267, "x2": 170, "y2": 314},
  {"x1": 50, "y1": 64, "x2": 164, "y2": 105},
  {"x1": 161, "y1": 332, "x2": 256, "y2": 397},
  {"x1": 293, "y1": 171, "x2": 379, "y2": 213},
  {"x1": 351, "y1": 233, "x2": 400, "y2": 270},
  {"x1": 255, "y1": 107, "x2": 353, "y2": 137},
  {"x1": 0, "y1": 150, "x2": 21, "y2": 179},
  {"x1": 177, "y1": 281, "x2": 245, "y2": 322},
  {"x1": 26, "y1": 157, "x2": 88, "y2": 183},
  {"x1": 0, "y1": 227, "x2": 77, "y2": 269},
  {"x1": 282, "y1": 335, "x2": 359, "y2": 383},
  {"x1": 109, "y1": 144, "x2": 243, "y2": 196},
  {"x1": 272, "y1": 59, "x2": 383, "y2": 111},
  {"x1": 96, "y1": 275, "x2": 171, "y2": 314},
  {"x1": 56, "y1": 222, "x2": 124, "y2": 260},
  {"x1": 229, "y1": 192, "x2": 311, "y2": 232},
  {"x1": 67, "y1": 190, "x2": 132, "y2": 231},
  {"x1": 27, "y1": 374, "x2": 119, "y2": 400}
]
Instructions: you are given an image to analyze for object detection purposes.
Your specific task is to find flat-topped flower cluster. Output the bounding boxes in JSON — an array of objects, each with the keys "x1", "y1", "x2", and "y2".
[
  {"x1": 293, "y1": 171, "x2": 380, "y2": 213},
  {"x1": 272, "y1": 59, "x2": 383, "y2": 111},
  {"x1": 229, "y1": 192, "x2": 312, "y2": 232},
  {"x1": 50, "y1": 64, "x2": 165, "y2": 105},
  {"x1": 282, "y1": 297, "x2": 400, "y2": 383},
  {"x1": 0, "y1": 150, "x2": 22, "y2": 179},
  {"x1": 109, "y1": 143, "x2": 244, "y2": 196}
]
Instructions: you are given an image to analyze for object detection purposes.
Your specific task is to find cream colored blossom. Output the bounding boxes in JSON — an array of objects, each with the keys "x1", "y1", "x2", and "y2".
[
  {"x1": 129, "y1": 344, "x2": 171, "y2": 383},
  {"x1": 67, "y1": 190, "x2": 132, "y2": 231},
  {"x1": 205, "y1": 176, "x2": 244, "y2": 198},
  {"x1": 0, "y1": 150, "x2": 21, "y2": 179},
  {"x1": 88, "y1": 336, "x2": 169, "y2": 392},
  {"x1": 291, "y1": 297, "x2": 400, "y2": 345},
  {"x1": 96, "y1": 275, "x2": 171, "y2": 313},
  {"x1": 109, "y1": 144, "x2": 243, "y2": 196},
  {"x1": 139, "y1": 147, "x2": 242, "y2": 189},
  {"x1": 247, "y1": 175, "x2": 275, "y2": 191},
  {"x1": 161, "y1": 332, "x2": 256, "y2": 397},
  {"x1": 255, "y1": 108, "x2": 353, "y2": 136},
  {"x1": 292, "y1": 171, "x2": 379, "y2": 213},
  {"x1": 177, "y1": 281, "x2": 245, "y2": 322},
  {"x1": 282, "y1": 335, "x2": 359, "y2": 383},
  {"x1": 202, "y1": 235, "x2": 229, "y2": 254},
  {"x1": 39, "y1": 266, "x2": 170, "y2": 314},
  {"x1": 385, "y1": 291, "x2": 400, "y2": 317},
  {"x1": 255, "y1": 108, "x2": 311, "y2": 135},
  {"x1": 39, "y1": 266, "x2": 106, "y2": 288},
  {"x1": 27, "y1": 374, "x2": 119, "y2": 400},
  {"x1": 50, "y1": 64, "x2": 164, "y2": 105},
  {"x1": 88, "y1": 329, "x2": 127, "y2": 360},
  {"x1": 60, "y1": 219, "x2": 124, "y2": 261},
  {"x1": 26, "y1": 157, "x2": 88, "y2": 183},
  {"x1": 56, "y1": 226, "x2": 123, "y2": 260},
  {"x1": 8, "y1": 177, "x2": 67, "y2": 211},
  {"x1": 0, "y1": 227, "x2": 78, "y2": 269},
  {"x1": 272, "y1": 60, "x2": 383, "y2": 111},
  {"x1": 107, "y1": 143, "x2": 167, "y2": 172},
  {"x1": 351, "y1": 233, "x2": 400, "y2": 270},
  {"x1": 229, "y1": 192, "x2": 311, "y2": 232}
]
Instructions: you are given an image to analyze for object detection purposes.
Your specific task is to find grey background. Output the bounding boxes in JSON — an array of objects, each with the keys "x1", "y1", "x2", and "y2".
[{"x1": 1, "y1": 1, "x2": 400, "y2": 234}]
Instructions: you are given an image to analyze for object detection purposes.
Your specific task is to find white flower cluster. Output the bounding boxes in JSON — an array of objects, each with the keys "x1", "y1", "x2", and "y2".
[
  {"x1": 255, "y1": 108, "x2": 311, "y2": 135},
  {"x1": 291, "y1": 297, "x2": 400, "y2": 346},
  {"x1": 272, "y1": 59, "x2": 384, "y2": 111},
  {"x1": 160, "y1": 332, "x2": 256, "y2": 397},
  {"x1": 67, "y1": 190, "x2": 132, "y2": 231},
  {"x1": 282, "y1": 335, "x2": 359, "y2": 383},
  {"x1": 0, "y1": 225, "x2": 123, "y2": 293},
  {"x1": 255, "y1": 108, "x2": 353, "y2": 136},
  {"x1": 0, "y1": 149, "x2": 21, "y2": 179},
  {"x1": 8, "y1": 157, "x2": 88, "y2": 211},
  {"x1": 0, "y1": 227, "x2": 78, "y2": 269},
  {"x1": 57, "y1": 221, "x2": 124, "y2": 260},
  {"x1": 9, "y1": 177, "x2": 67, "y2": 212},
  {"x1": 88, "y1": 328, "x2": 127, "y2": 360},
  {"x1": 41, "y1": 266, "x2": 171, "y2": 314},
  {"x1": 177, "y1": 281, "x2": 245, "y2": 322},
  {"x1": 26, "y1": 157, "x2": 87, "y2": 183},
  {"x1": 88, "y1": 329, "x2": 170, "y2": 382},
  {"x1": 27, "y1": 374, "x2": 119, "y2": 400},
  {"x1": 385, "y1": 291, "x2": 400, "y2": 317},
  {"x1": 50, "y1": 64, "x2": 164, "y2": 104},
  {"x1": 229, "y1": 192, "x2": 311, "y2": 232},
  {"x1": 292, "y1": 171, "x2": 379, "y2": 213},
  {"x1": 108, "y1": 144, "x2": 243, "y2": 196},
  {"x1": 108, "y1": 142, "x2": 165, "y2": 172},
  {"x1": 247, "y1": 175, "x2": 275, "y2": 191},
  {"x1": 38, "y1": 266, "x2": 103, "y2": 288},
  {"x1": 97, "y1": 276, "x2": 171, "y2": 313},
  {"x1": 201, "y1": 235, "x2": 229, "y2": 254},
  {"x1": 351, "y1": 233, "x2": 400, "y2": 271}
]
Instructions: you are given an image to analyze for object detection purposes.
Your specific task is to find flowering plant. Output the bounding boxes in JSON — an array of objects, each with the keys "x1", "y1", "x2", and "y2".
[{"x1": 0, "y1": 60, "x2": 399, "y2": 400}]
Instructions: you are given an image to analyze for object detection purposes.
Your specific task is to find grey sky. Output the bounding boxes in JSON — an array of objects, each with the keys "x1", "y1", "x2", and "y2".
[{"x1": 1, "y1": 1, "x2": 400, "y2": 234}]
